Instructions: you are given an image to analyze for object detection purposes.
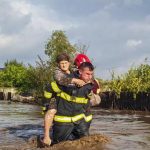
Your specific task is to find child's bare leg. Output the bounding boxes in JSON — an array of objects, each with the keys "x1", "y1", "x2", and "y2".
[{"x1": 43, "y1": 109, "x2": 57, "y2": 145}]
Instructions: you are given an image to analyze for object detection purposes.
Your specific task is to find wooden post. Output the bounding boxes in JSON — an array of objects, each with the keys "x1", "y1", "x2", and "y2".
[
  {"x1": 0, "y1": 92, "x2": 4, "y2": 100},
  {"x1": 7, "y1": 92, "x2": 11, "y2": 100}
]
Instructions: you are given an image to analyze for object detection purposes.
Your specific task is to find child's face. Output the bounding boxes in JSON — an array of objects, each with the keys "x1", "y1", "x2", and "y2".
[{"x1": 59, "y1": 60, "x2": 70, "y2": 72}]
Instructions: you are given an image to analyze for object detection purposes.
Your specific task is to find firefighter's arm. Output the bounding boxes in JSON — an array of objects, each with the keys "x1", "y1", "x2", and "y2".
[
  {"x1": 42, "y1": 83, "x2": 52, "y2": 113},
  {"x1": 44, "y1": 83, "x2": 53, "y2": 99}
]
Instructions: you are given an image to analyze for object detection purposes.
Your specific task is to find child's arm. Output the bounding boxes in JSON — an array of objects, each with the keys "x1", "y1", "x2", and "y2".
[{"x1": 54, "y1": 67, "x2": 86, "y2": 87}]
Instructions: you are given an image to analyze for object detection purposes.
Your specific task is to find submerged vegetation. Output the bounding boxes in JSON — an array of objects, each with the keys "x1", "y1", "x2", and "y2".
[{"x1": 0, "y1": 30, "x2": 150, "y2": 98}]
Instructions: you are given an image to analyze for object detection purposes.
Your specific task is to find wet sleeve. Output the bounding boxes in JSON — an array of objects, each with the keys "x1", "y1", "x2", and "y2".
[
  {"x1": 44, "y1": 83, "x2": 53, "y2": 99},
  {"x1": 43, "y1": 83, "x2": 57, "y2": 112},
  {"x1": 88, "y1": 92, "x2": 101, "y2": 106},
  {"x1": 53, "y1": 68, "x2": 73, "y2": 86}
]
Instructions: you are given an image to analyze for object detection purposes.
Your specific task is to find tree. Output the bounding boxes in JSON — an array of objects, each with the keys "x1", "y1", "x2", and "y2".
[
  {"x1": 0, "y1": 60, "x2": 32, "y2": 93},
  {"x1": 26, "y1": 56, "x2": 53, "y2": 97},
  {"x1": 45, "y1": 30, "x2": 76, "y2": 66},
  {"x1": 74, "y1": 42, "x2": 89, "y2": 54}
]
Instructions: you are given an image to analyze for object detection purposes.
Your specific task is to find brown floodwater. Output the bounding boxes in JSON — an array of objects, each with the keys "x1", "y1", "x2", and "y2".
[{"x1": 0, "y1": 101, "x2": 150, "y2": 150}]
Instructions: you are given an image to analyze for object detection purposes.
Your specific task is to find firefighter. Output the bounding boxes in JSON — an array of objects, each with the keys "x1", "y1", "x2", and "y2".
[
  {"x1": 43, "y1": 53, "x2": 101, "y2": 146},
  {"x1": 44, "y1": 62, "x2": 95, "y2": 144},
  {"x1": 73, "y1": 54, "x2": 101, "y2": 129}
]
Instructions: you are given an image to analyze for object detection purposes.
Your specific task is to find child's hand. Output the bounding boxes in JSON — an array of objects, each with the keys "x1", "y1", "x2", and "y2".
[{"x1": 72, "y1": 78, "x2": 86, "y2": 87}]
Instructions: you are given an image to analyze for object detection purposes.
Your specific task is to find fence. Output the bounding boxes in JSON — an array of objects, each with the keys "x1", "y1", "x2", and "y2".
[
  {"x1": 99, "y1": 92, "x2": 150, "y2": 111},
  {"x1": 1, "y1": 90, "x2": 150, "y2": 111},
  {"x1": 0, "y1": 87, "x2": 17, "y2": 100},
  {"x1": 0, "y1": 91, "x2": 11, "y2": 100}
]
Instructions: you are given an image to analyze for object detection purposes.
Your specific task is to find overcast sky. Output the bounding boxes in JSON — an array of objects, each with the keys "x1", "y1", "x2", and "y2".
[{"x1": 0, "y1": 0, "x2": 150, "y2": 79}]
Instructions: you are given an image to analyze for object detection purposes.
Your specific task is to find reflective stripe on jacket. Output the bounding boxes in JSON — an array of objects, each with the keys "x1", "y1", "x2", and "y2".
[
  {"x1": 54, "y1": 114, "x2": 92, "y2": 123},
  {"x1": 44, "y1": 81, "x2": 88, "y2": 104}
]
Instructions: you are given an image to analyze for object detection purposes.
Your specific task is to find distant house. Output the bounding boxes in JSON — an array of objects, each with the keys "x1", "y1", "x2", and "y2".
[
  {"x1": 0, "y1": 68, "x2": 4, "y2": 71},
  {"x1": 0, "y1": 87, "x2": 17, "y2": 100}
]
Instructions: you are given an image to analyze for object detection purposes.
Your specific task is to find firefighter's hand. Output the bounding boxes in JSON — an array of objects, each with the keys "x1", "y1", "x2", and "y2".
[
  {"x1": 72, "y1": 78, "x2": 86, "y2": 87},
  {"x1": 43, "y1": 137, "x2": 51, "y2": 146}
]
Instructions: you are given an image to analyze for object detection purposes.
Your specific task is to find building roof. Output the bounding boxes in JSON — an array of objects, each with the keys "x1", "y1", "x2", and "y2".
[{"x1": 0, "y1": 68, "x2": 4, "y2": 71}]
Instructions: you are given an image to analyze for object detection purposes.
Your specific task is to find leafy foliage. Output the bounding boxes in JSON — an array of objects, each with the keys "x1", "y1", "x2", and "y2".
[
  {"x1": 26, "y1": 56, "x2": 53, "y2": 97},
  {"x1": 0, "y1": 60, "x2": 32, "y2": 93},
  {"x1": 102, "y1": 63, "x2": 150, "y2": 96}
]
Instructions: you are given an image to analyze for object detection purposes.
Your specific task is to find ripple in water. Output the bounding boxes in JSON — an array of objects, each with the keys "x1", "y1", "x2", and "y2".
[{"x1": 0, "y1": 101, "x2": 150, "y2": 150}]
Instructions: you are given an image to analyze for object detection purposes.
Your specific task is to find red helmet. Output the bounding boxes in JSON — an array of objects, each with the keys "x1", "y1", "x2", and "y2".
[{"x1": 74, "y1": 54, "x2": 91, "y2": 68}]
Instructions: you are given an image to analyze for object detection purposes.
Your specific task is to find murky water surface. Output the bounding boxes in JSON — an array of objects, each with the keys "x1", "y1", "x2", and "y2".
[{"x1": 0, "y1": 101, "x2": 150, "y2": 150}]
